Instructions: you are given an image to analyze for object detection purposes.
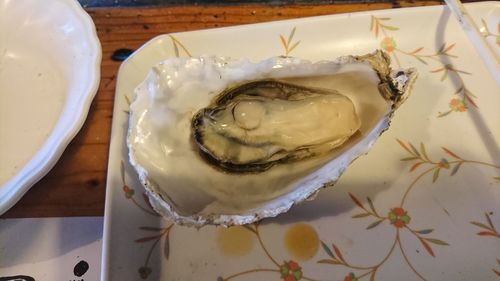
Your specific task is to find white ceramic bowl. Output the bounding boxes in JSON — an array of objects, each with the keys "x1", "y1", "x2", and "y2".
[{"x1": 0, "y1": 0, "x2": 101, "y2": 214}]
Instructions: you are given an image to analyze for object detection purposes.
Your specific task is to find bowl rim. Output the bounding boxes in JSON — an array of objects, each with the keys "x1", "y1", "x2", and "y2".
[{"x1": 0, "y1": 0, "x2": 102, "y2": 215}]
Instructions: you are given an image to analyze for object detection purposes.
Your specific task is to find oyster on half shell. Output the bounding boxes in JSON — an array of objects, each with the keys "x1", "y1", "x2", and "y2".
[
  {"x1": 192, "y1": 79, "x2": 362, "y2": 173},
  {"x1": 127, "y1": 50, "x2": 417, "y2": 227}
]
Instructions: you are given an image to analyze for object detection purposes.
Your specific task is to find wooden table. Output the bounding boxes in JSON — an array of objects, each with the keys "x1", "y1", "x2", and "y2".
[{"x1": 1, "y1": 0, "x2": 482, "y2": 218}]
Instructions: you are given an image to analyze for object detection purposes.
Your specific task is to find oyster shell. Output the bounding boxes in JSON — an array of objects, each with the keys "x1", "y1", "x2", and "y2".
[{"x1": 127, "y1": 50, "x2": 417, "y2": 227}]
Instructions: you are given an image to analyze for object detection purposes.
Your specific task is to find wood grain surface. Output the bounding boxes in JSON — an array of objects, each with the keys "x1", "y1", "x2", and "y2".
[{"x1": 1, "y1": 1, "x2": 480, "y2": 218}]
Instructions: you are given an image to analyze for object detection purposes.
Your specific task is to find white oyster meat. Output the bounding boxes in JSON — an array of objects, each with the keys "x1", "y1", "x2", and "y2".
[{"x1": 127, "y1": 50, "x2": 417, "y2": 227}]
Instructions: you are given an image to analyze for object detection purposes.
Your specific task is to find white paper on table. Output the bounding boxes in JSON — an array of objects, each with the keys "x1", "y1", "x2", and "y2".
[{"x1": 0, "y1": 217, "x2": 102, "y2": 281}]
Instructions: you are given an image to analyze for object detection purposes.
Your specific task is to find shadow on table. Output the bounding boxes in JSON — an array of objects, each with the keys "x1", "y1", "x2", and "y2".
[
  {"x1": 262, "y1": 176, "x2": 392, "y2": 226},
  {"x1": 435, "y1": 6, "x2": 500, "y2": 163}
]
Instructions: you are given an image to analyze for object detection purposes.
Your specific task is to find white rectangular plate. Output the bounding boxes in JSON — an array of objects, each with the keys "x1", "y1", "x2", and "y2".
[{"x1": 102, "y1": 3, "x2": 500, "y2": 281}]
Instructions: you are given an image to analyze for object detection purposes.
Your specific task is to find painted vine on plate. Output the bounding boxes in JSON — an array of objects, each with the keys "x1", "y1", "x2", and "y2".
[
  {"x1": 280, "y1": 27, "x2": 301, "y2": 57},
  {"x1": 121, "y1": 161, "x2": 175, "y2": 279},
  {"x1": 470, "y1": 212, "x2": 500, "y2": 277},
  {"x1": 318, "y1": 139, "x2": 500, "y2": 281},
  {"x1": 370, "y1": 16, "x2": 477, "y2": 117},
  {"x1": 480, "y1": 19, "x2": 500, "y2": 47},
  {"x1": 215, "y1": 141, "x2": 499, "y2": 281}
]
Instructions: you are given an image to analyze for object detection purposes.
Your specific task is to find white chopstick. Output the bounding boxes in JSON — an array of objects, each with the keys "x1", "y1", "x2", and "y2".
[{"x1": 444, "y1": 0, "x2": 500, "y2": 84}]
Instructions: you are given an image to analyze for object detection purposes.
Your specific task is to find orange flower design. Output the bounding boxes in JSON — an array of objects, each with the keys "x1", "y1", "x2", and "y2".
[
  {"x1": 344, "y1": 272, "x2": 358, "y2": 281},
  {"x1": 388, "y1": 207, "x2": 411, "y2": 228},
  {"x1": 123, "y1": 185, "x2": 135, "y2": 199},
  {"x1": 280, "y1": 260, "x2": 302, "y2": 281},
  {"x1": 380, "y1": 36, "x2": 397, "y2": 52},
  {"x1": 449, "y1": 98, "x2": 466, "y2": 112}
]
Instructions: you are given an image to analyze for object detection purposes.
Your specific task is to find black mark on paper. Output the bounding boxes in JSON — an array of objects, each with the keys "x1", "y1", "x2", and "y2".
[{"x1": 73, "y1": 260, "x2": 89, "y2": 277}]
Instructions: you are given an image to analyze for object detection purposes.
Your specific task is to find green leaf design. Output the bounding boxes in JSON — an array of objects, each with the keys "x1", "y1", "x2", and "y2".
[
  {"x1": 367, "y1": 197, "x2": 378, "y2": 216},
  {"x1": 465, "y1": 88, "x2": 477, "y2": 97},
  {"x1": 169, "y1": 34, "x2": 192, "y2": 57},
  {"x1": 172, "y1": 40, "x2": 180, "y2": 57},
  {"x1": 288, "y1": 41, "x2": 301, "y2": 54},
  {"x1": 485, "y1": 213, "x2": 495, "y2": 229},
  {"x1": 293, "y1": 270, "x2": 302, "y2": 280},
  {"x1": 317, "y1": 259, "x2": 342, "y2": 265},
  {"x1": 415, "y1": 56, "x2": 428, "y2": 65},
  {"x1": 388, "y1": 212, "x2": 397, "y2": 222},
  {"x1": 424, "y1": 238, "x2": 449, "y2": 246},
  {"x1": 120, "y1": 161, "x2": 126, "y2": 184},
  {"x1": 432, "y1": 168, "x2": 441, "y2": 183},
  {"x1": 381, "y1": 24, "x2": 399, "y2": 31},
  {"x1": 288, "y1": 27, "x2": 296, "y2": 45},
  {"x1": 420, "y1": 143, "x2": 430, "y2": 161},
  {"x1": 415, "y1": 229, "x2": 434, "y2": 234},
  {"x1": 455, "y1": 69, "x2": 472, "y2": 75},
  {"x1": 450, "y1": 162, "x2": 462, "y2": 176},
  {"x1": 366, "y1": 219, "x2": 384, "y2": 230},
  {"x1": 401, "y1": 156, "x2": 419, "y2": 161},
  {"x1": 438, "y1": 43, "x2": 446, "y2": 53},
  {"x1": 409, "y1": 143, "x2": 421, "y2": 157},
  {"x1": 454, "y1": 86, "x2": 464, "y2": 95},
  {"x1": 400, "y1": 215, "x2": 411, "y2": 224},
  {"x1": 440, "y1": 70, "x2": 448, "y2": 81},
  {"x1": 352, "y1": 213, "x2": 371, "y2": 218},
  {"x1": 124, "y1": 95, "x2": 131, "y2": 106},
  {"x1": 470, "y1": 221, "x2": 493, "y2": 231},
  {"x1": 438, "y1": 110, "x2": 452, "y2": 118},
  {"x1": 280, "y1": 262, "x2": 289, "y2": 275},
  {"x1": 321, "y1": 241, "x2": 335, "y2": 259},
  {"x1": 481, "y1": 18, "x2": 489, "y2": 32},
  {"x1": 124, "y1": 188, "x2": 135, "y2": 199},
  {"x1": 135, "y1": 234, "x2": 162, "y2": 243}
]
